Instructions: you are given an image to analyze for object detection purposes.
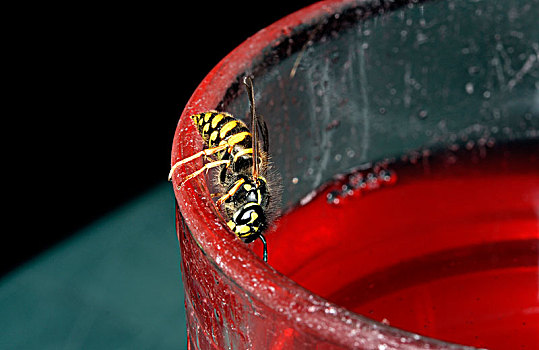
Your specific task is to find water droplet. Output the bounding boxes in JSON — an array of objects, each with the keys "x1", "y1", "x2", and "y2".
[
  {"x1": 465, "y1": 82, "x2": 474, "y2": 94},
  {"x1": 292, "y1": 177, "x2": 299, "y2": 184},
  {"x1": 325, "y1": 307, "x2": 337, "y2": 315},
  {"x1": 468, "y1": 66, "x2": 480, "y2": 75},
  {"x1": 416, "y1": 32, "x2": 428, "y2": 45}
]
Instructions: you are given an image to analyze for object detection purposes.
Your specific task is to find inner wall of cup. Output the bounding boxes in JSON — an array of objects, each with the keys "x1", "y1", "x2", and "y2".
[{"x1": 223, "y1": 0, "x2": 538, "y2": 209}]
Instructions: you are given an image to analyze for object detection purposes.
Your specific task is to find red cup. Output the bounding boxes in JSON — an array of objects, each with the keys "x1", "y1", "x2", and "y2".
[{"x1": 170, "y1": 1, "x2": 538, "y2": 349}]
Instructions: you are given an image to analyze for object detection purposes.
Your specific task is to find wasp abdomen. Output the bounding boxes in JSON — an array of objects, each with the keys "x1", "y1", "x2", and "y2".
[{"x1": 192, "y1": 112, "x2": 252, "y2": 150}]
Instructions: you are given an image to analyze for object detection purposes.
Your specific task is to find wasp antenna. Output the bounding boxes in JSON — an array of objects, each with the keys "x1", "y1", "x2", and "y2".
[
  {"x1": 243, "y1": 76, "x2": 260, "y2": 181},
  {"x1": 258, "y1": 234, "x2": 268, "y2": 262}
]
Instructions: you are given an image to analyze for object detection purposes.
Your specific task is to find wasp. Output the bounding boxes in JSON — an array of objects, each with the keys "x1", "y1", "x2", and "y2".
[{"x1": 169, "y1": 76, "x2": 279, "y2": 262}]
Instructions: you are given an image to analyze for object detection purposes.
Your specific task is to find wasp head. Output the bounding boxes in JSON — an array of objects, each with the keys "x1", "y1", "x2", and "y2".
[{"x1": 225, "y1": 175, "x2": 269, "y2": 242}]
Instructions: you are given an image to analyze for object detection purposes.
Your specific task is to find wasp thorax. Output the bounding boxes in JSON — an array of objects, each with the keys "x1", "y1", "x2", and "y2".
[
  {"x1": 225, "y1": 176, "x2": 268, "y2": 205},
  {"x1": 232, "y1": 155, "x2": 253, "y2": 174}
]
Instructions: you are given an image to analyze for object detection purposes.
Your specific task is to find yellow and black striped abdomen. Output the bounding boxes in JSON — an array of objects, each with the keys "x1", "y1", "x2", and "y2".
[{"x1": 191, "y1": 111, "x2": 253, "y2": 155}]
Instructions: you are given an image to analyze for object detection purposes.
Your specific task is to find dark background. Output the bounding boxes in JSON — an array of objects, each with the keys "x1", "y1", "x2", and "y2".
[{"x1": 6, "y1": 2, "x2": 315, "y2": 276}]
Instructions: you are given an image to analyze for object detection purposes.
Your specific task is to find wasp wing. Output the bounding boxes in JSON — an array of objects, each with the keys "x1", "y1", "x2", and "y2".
[{"x1": 256, "y1": 113, "x2": 269, "y2": 154}]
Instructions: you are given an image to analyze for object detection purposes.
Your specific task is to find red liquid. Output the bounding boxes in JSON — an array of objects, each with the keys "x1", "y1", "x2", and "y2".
[{"x1": 264, "y1": 141, "x2": 539, "y2": 349}]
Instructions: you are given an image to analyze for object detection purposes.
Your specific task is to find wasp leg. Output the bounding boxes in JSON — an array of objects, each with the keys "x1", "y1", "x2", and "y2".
[
  {"x1": 216, "y1": 178, "x2": 246, "y2": 206},
  {"x1": 168, "y1": 144, "x2": 228, "y2": 181},
  {"x1": 258, "y1": 234, "x2": 268, "y2": 262},
  {"x1": 178, "y1": 160, "x2": 230, "y2": 188}
]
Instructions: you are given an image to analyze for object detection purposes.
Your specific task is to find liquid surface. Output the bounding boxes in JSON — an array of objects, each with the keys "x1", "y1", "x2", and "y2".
[{"x1": 262, "y1": 141, "x2": 539, "y2": 349}]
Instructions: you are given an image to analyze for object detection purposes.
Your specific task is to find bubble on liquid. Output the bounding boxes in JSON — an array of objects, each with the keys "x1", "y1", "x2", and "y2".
[
  {"x1": 379, "y1": 169, "x2": 397, "y2": 185},
  {"x1": 341, "y1": 183, "x2": 354, "y2": 196},
  {"x1": 366, "y1": 173, "x2": 380, "y2": 190},
  {"x1": 327, "y1": 190, "x2": 341, "y2": 205},
  {"x1": 478, "y1": 137, "x2": 487, "y2": 147}
]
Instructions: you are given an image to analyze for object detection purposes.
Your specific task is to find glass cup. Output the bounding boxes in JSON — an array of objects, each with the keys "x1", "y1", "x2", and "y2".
[{"x1": 170, "y1": 0, "x2": 538, "y2": 348}]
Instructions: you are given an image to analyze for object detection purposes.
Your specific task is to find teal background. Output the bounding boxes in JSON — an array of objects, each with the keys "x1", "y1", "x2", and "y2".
[{"x1": 0, "y1": 183, "x2": 187, "y2": 349}]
